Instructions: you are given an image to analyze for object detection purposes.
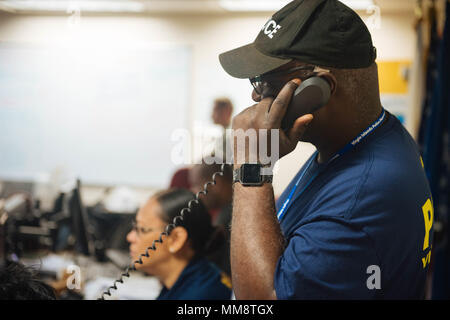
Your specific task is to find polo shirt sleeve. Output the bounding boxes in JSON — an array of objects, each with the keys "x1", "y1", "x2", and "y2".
[{"x1": 274, "y1": 218, "x2": 381, "y2": 299}]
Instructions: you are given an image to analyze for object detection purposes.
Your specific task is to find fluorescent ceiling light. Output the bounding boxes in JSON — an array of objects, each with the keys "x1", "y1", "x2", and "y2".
[
  {"x1": 219, "y1": 0, "x2": 374, "y2": 12},
  {"x1": 0, "y1": 0, "x2": 146, "y2": 13}
]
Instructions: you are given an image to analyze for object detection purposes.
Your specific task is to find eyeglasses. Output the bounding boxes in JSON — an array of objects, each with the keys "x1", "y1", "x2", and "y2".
[
  {"x1": 131, "y1": 220, "x2": 162, "y2": 237},
  {"x1": 250, "y1": 65, "x2": 330, "y2": 96}
]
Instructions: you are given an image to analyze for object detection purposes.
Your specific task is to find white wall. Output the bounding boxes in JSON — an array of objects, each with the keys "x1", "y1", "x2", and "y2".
[{"x1": 0, "y1": 9, "x2": 415, "y2": 202}]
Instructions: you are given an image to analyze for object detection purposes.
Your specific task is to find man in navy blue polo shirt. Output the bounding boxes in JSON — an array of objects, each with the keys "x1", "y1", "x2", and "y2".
[{"x1": 219, "y1": 0, "x2": 433, "y2": 299}]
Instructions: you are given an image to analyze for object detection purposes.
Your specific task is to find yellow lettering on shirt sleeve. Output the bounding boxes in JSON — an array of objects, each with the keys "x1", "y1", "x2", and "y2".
[{"x1": 220, "y1": 272, "x2": 232, "y2": 289}]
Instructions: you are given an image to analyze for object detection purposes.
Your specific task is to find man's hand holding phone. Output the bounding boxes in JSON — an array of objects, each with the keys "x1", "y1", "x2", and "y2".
[{"x1": 232, "y1": 79, "x2": 313, "y2": 168}]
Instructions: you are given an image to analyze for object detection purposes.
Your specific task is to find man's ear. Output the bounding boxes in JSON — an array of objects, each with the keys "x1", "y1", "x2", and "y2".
[
  {"x1": 317, "y1": 71, "x2": 337, "y2": 95},
  {"x1": 167, "y1": 226, "x2": 189, "y2": 254}
]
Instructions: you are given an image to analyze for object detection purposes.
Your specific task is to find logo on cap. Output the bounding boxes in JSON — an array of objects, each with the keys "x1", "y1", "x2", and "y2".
[{"x1": 261, "y1": 19, "x2": 282, "y2": 39}]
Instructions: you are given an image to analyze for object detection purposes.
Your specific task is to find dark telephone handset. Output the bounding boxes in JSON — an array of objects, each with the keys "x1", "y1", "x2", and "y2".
[{"x1": 280, "y1": 76, "x2": 331, "y2": 131}]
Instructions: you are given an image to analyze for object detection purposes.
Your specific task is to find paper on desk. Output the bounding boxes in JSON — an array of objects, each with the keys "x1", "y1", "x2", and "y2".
[
  {"x1": 84, "y1": 274, "x2": 162, "y2": 300},
  {"x1": 102, "y1": 186, "x2": 139, "y2": 213},
  {"x1": 23, "y1": 254, "x2": 74, "y2": 276}
]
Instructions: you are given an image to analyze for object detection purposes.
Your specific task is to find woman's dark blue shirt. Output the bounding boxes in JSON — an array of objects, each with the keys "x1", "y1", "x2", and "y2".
[{"x1": 156, "y1": 257, "x2": 232, "y2": 300}]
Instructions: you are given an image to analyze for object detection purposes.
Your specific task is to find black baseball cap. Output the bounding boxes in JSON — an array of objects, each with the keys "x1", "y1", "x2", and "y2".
[{"x1": 219, "y1": 0, "x2": 377, "y2": 79}]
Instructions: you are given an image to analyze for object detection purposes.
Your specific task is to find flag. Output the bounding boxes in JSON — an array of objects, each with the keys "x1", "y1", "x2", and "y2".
[{"x1": 420, "y1": 0, "x2": 450, "y2": 300}]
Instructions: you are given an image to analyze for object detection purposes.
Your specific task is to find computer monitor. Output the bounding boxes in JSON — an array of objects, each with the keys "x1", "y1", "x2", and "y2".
[
  {"x1": 88, "y1": 205, "x2": 134, "y2": 251},
  {"x1": 69, "y1": 179, "x2": 94, "y2": 256}
]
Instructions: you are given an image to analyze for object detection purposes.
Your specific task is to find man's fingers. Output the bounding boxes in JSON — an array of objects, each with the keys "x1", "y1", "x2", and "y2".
[
  {"x1": 288, "y1": 114, "x2": 313, "y2": 142},
  {"x1": 268, "y1": 79, "x2": 301, "y2": 127},
  {"x1": 252, "y1": 89, "x2": 262, "y2": 102},
  {"x1": 255, "y1": 96, "x2": 274, "y2": 120}
]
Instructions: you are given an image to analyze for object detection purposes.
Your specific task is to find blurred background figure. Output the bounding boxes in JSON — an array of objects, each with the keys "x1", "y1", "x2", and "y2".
[
  {"x1": 168, "y1": 97, "x2": 234, "y2": 192},
  {"x1": 212, "y1": 97, "x2": 233, "y2": 130},
  {"x1": 0, "y1": 261, "x2": 56, "y2": 300},
  {"x1": 188, "y1": 158, "x2": 233, "y2": 225},
  {"x1": 211, "y1": 97, "x2": 234, "y2": 163},
  {"x1": 126, "y1": 188, "x2": 232, "y2": 300},
  {"x1": 189, "y1": 158, "x2": 233, "y2": 276},
  {"x1": 169, "y1": 167, "x2": 192, "y2": 190}
]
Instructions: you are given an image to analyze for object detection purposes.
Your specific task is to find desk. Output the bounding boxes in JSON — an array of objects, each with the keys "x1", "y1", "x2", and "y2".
[
  {"x1": 84, "y1": 272, "x2": 162, "y2": 300},
  {"x1": 20, "y1": 251, "x2": 162, "y2": 300}
]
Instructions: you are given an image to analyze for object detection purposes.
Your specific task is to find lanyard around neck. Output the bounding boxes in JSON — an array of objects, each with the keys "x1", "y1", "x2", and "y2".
[{"x1": 277, "y1": 108, "x2": 386, "y2": 221}]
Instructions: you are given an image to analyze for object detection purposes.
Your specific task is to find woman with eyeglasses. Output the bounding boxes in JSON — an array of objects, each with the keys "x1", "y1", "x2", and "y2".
[{"x1": 126, "y1": 188, "x2": 232, "y2": 300}]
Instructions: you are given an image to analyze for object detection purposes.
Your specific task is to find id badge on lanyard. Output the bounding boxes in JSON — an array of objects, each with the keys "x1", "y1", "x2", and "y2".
[{"x1": 277, "y1": 108, "x2": 386, "y2": 221}]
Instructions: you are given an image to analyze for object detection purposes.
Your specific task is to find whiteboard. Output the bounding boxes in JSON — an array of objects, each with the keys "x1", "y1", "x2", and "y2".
[{"x1": 0, "y1": 42, "x2": 191, "y2": 187}]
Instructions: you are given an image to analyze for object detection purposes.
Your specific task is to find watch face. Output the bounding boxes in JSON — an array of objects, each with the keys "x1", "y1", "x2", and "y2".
[{"x1": 242, "y1": 164, "x2": 261, "y2": 184}]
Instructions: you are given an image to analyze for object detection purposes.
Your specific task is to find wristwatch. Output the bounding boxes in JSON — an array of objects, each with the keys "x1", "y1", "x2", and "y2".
[{"x1": 233, "y1": 163, "x2": 273, "y2": 186}]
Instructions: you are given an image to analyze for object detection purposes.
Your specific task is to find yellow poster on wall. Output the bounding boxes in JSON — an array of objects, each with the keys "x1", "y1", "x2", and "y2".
[
  {"x1": 377, "y1": 60, "x2": 411, "y2": 94},
  {"x1": 377, "y1": 60, "x2": 411, "y2": 125}
]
